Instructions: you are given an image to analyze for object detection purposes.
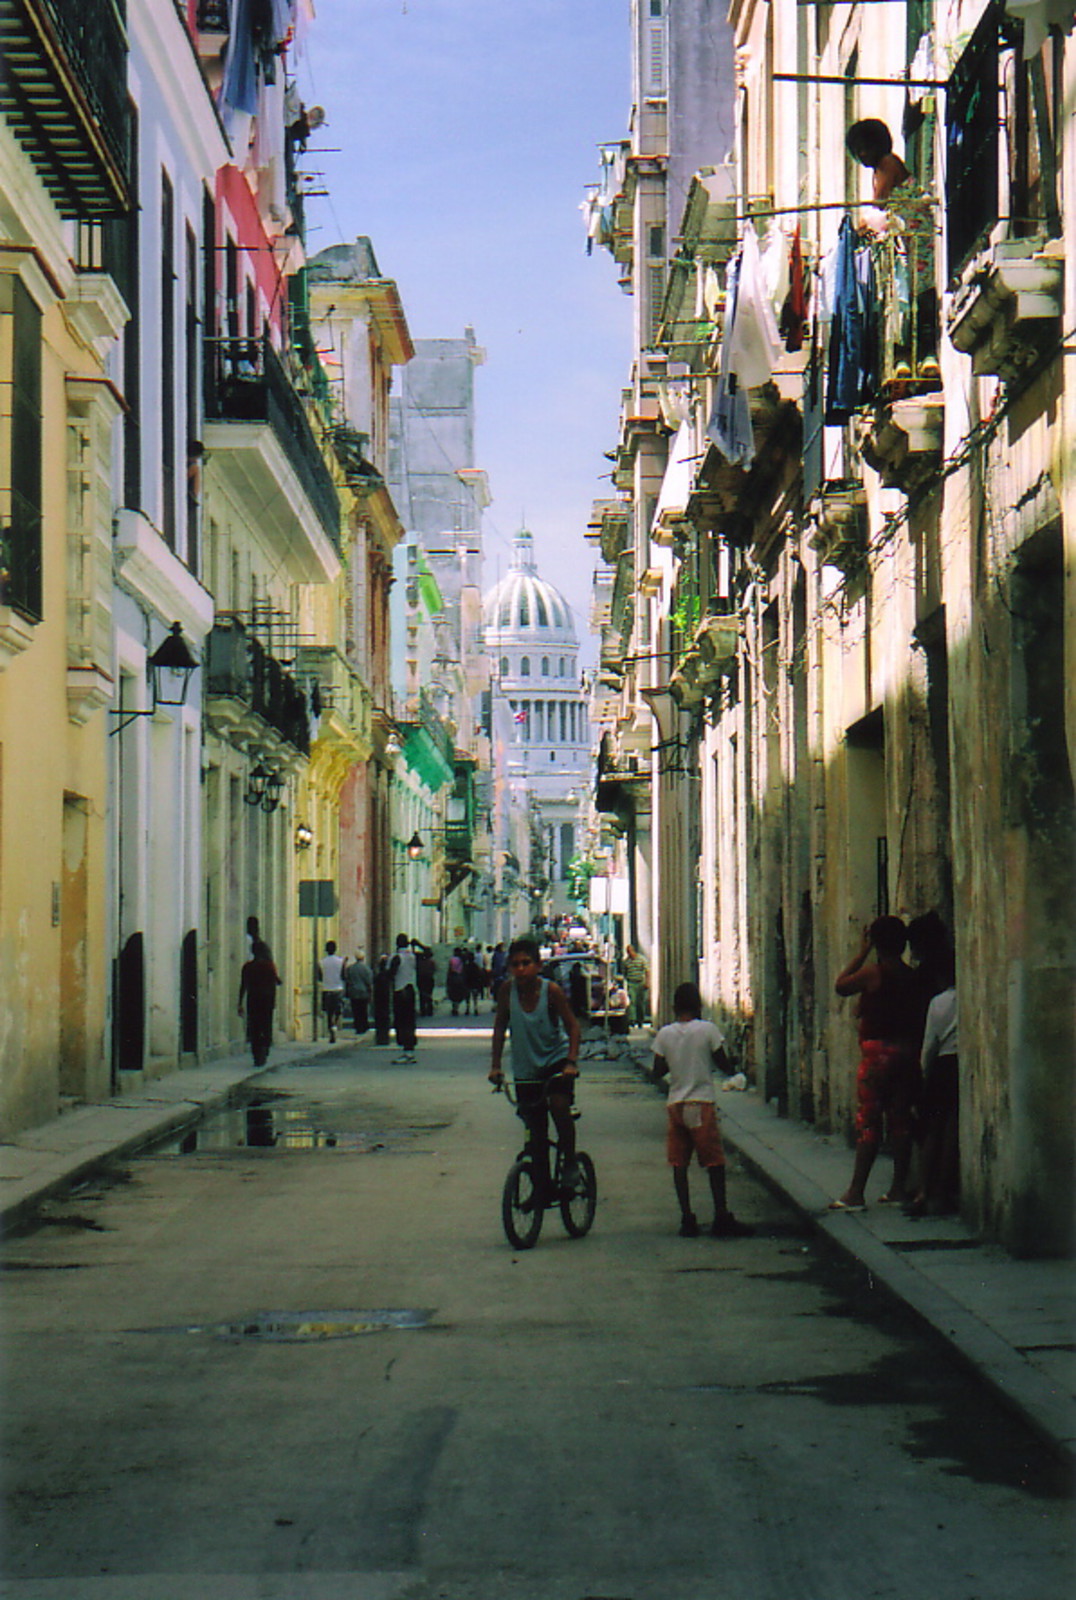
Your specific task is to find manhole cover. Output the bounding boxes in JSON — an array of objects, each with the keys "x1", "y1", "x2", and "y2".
[{"x1": 142, "y1": 1307, "x2": 433, "y2": 1342}]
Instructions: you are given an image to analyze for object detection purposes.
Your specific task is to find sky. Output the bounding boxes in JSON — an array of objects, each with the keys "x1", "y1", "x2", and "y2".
[{"x1": 297, "y1": 0, "x2": 632, "y2": 661}]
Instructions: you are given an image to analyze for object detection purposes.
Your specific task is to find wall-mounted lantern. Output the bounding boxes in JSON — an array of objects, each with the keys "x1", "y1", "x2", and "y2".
[{"x1": 110, "y1": 622, "x2": 199, "y2": 735}]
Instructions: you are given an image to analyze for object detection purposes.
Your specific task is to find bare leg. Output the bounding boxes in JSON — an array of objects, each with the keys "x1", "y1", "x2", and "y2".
[
  {"x1": 548, "y1": 1094, "x2": 576, "y2": 1165},
  {"x1": 838, "y1": 1143, "x2": 877, "y2": 1206}
]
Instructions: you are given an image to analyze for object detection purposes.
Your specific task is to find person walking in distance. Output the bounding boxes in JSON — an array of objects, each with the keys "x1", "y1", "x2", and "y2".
[
  {"x1": 319, "y1": 939, "x2": 346, "y2": 1044},
  {"x1": 345, "y1": 949, "x2": 372, "y2": 1034},
  {"x1": 390, "y1": 934, "x2": 418, "y2": 1064},
  {"x1": 238, "y1": 940, "x2": 281, "y2": 1068},
  {"x1": 416, "y1": 943, "x2": 436, "y2": 1017},
  {"x1": 651, "y1": 983, "x2": 754, "y2": 1238}
]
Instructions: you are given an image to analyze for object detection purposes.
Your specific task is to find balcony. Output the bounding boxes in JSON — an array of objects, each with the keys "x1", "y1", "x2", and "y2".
[
  {"x1": 693, "y1": 609, "x2": 741, "y2": 680},
  {"x1": 808, "y1": 482, "x2": 867, "y2": 576},
  {"x1": 859, "y1": 395, "x2": 944, "y2": 494},
  {"x1": 586, "y1": 497, "x2": 631, "y2": 564},
  {"x1": 205, "y1": 617, "x2": 309, "y2": 756},
  {"x1": 296, "y1": 643, "x2": 372, "y2": 761},
  {"x1": 948, "y1": 238, "x2": 1064, "y2": 385},
  {"x1": 203, "y1": 336, "x2": 341, "y2": 579},
  {"x1": 0, "y1": 0, "x2": 130, "y2": 217}
]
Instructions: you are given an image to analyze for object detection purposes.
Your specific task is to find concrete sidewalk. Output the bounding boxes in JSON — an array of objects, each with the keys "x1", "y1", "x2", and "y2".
[
  {"x1": 0, "y1": 1040, "x2": 325, "y2": 1234},
  {"x1": 2, "y1": 1032, "x2": 1074, "y2": 1470},
  {"x1": 712, "y1": 1077, "x2": 1076, "y2": 1467}
]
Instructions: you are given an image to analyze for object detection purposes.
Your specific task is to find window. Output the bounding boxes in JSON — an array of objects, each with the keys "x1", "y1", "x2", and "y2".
[
  {"x1": 1, "y1": 275, "x2": 43, "y2": 620},
  {"x1": 499, "y1": 656, "x2": 508, "y2": 678},
  {"x1": 185, "y1": 223, "x2": 200, "y2": 577},
  {"x1": 536, "y1": 592, "x2": 549, "y2": 627},
  {"x1": 647, "y1": 8, "x2": 667, "y2": 95},
  {"x1": 541, "y1": 656, "x2": 549, "y2": 676},
  {"x1": 1009, "y1": 29, "x2": 1062, "y2": 241},
  {"x1": 518, "y1": 590, "x2": 530, "y2": 626},
  {"x1": 122, "y1": 101, "x2": 141, "y2": 511},
  {"x1": 520, "y1": 656, "x2": 531, "y2": 677},
  {"x1": 946, "y1": 3, "x2": 1000, "y2": 277},
  {"x1": 161, "y1": 170, "x2": 176, "y2": 548}
]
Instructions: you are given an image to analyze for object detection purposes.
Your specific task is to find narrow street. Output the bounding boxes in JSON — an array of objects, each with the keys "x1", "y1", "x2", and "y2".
[{"x1": 2, "y1": 1027, "x2": 1071, "y2": 1600}]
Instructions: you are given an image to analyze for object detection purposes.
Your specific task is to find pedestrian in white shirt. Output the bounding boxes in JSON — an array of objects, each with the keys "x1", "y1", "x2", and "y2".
[
  {"x1": 651, "y1": 983, "x2": 754, "y2": 1239},
  {"x1": 319, "y1": 940, "x2": 345, "y2": 1043},
  {"x1": 906, "y1": 957, "x2": 959, "y2": 1217}
]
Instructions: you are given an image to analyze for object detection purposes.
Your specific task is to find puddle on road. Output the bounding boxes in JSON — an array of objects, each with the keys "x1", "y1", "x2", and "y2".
[
  {"x1": 148, "y1": 1090, "x2": 448, "y2": 1157},
  {"x1": 140, "y1": 1307, "x2": 433, "y2": 1342}
]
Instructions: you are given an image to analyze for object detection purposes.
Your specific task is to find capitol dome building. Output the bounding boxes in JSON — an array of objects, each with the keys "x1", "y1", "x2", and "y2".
[{"x1": 483, "y1": 529, "x2": 591, "y2": 918}]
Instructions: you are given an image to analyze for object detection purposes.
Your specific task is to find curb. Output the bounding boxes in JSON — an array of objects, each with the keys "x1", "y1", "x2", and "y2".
[{"x1": 630, "y1": 1059, "x2": 1076, "y2": 1469}]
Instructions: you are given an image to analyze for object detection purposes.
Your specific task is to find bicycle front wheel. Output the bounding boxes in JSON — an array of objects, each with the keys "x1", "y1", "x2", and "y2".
[
  {"x1": 502, "y1": 1158, "x2": 544, "y2": 1249},
  {"x1": 560, "y1": 1151, "x2": 597, "y2": 1237}
]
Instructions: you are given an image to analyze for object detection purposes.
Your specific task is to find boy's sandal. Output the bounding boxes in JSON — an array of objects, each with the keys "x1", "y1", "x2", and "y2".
[{"x1": 827, "y1": 1198, "x2": 867, "y2": 1212}]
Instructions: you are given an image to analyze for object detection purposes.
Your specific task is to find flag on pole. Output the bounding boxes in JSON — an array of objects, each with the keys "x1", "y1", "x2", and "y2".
[{"x1": 514, "y1": 709, "x2": 528, "y2": 723}]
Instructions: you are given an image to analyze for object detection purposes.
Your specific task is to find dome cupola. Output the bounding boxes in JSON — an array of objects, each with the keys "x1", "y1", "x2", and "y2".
[{"x1": 482, "y1": 530, "x2": 576, "y2": 645}]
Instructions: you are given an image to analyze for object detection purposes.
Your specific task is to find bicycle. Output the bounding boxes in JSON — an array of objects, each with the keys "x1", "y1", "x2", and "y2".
[{"x1": 493, "y1": 1075, "x2": 597, "y2": 1249}]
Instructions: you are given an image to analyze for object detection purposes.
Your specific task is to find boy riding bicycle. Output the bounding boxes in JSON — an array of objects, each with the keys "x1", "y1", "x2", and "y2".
[{"x1": 488, "y1": 937, "x2": 581, "y2": 1195}]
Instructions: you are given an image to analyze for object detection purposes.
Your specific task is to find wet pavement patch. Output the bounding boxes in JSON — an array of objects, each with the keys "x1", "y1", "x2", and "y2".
[
  {"x1": 140, "y1": 1307, "x2": 434, "y2": 1342},
  {"x1": 146, "y1": 1089, "x2": 449, "y2": 1157},
  {"x1": 0, "y1": 1259, "x2": 89, "y2": 1271}
]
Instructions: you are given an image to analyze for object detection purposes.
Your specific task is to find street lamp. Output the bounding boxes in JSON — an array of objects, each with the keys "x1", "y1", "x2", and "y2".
[
  {"x1": 149, "y1": 622, "x2": 199, "y2": 706},
  {"x1": 245, "y1": 763, "x2": 285, "y2": 813},
  {"x1": 295, "y1": 821, "x2": 313, "y2": 850},
  {"x1": 110, "y1": 621, "x2": 199, "y2": 735},
  {"x1": 407, "y1": 831, "x2": 425, "y2": 860}
]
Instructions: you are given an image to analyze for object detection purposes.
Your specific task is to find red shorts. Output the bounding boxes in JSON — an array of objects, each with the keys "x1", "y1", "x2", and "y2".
[
  {"x1": 854, "y1": 1040, "x2": 916, "y2": 1149},
  {"x1": 666, "y1": 1101, "x2": 725, "y2": 1169}
]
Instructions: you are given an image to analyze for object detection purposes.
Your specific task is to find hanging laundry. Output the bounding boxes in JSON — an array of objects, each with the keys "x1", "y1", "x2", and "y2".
[
  {"x1": 220, "y1": 0, "x2": 259, "y2": 131},
  {"x1": 779, "y1": 226, "x2": 808, "y2": 352},
  {"x1": 761, "y1": 225, "x2": 791, "y2": 322},
  {"x1": 706, "y1": 223, "x2": 782, "y2": 466},
  {"x1": 825, "y1": 215, "x2": 879, "y2": 422}
]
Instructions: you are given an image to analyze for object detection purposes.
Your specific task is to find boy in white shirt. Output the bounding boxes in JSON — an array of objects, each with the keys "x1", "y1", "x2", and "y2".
[{"x1": 652, "y1": 982, "x2": 754, "y2": 1238}]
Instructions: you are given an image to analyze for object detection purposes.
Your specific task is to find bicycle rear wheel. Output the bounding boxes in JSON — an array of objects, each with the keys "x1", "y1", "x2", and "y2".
[
  {"x1": 560, "y1": 1151, "x2": 597, "y2": 1237},
  {"x1": 502, "y1": 1158, "x2": 544, "y2": 1249}
]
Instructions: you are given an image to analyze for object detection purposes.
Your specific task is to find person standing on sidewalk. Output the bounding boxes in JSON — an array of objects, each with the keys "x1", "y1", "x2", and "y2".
[
  {"x1": 651, "y1": 983, "x2": 754, "y2": 1239},
  {"x1": 372, "y1": 955, "x2": 393, "y2": 1046},
  {"x1": 905, "y1": 952, "x2": 959, "y2": 1217},
  {"x1": 389, "y1": 934, "x2": 418, "y2": 1064},
  {"x1": 238, "y1": 940, "x2": 281, "y2": 1068},
  {"x1": 829, "y1": 916, "x2": 920, "y2": 1211},
  {"x1": 345, "y1": 949, "x2": 372, "y2": 1034},
  {"x1": 319, "y1": 940, "x2": 346, "y2": 1043},
  {"x1": 622, "y1": 944, "x2": 649, "y2": 1027}
]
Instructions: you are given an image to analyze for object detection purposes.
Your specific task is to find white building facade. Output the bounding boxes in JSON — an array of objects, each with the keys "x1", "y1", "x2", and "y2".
[{"x1": 483, "y1": 530, "x2": 591, "y2": 934}]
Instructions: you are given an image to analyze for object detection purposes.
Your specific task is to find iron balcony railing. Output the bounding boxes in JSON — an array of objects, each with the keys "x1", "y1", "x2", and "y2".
[
  {"x1": 0, "y1": 0, "x2": 130, "y2": 216},
  {"x1": 205, "y1": 617, "x2": 310, "y2": 755},
  {"x1": 204, "y1": 336, "x2": 341, "y2": 549}
]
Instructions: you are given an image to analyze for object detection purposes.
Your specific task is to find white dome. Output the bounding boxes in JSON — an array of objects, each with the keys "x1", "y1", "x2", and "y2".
[{"x1": 483, "y1": 530, "x2": 576, "y2": 645}]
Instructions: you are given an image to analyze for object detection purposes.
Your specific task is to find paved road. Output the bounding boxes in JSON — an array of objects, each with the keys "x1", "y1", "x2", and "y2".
[{"x1": 2, "y1": 1031, "x2": 1072, "y2": 1599}]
